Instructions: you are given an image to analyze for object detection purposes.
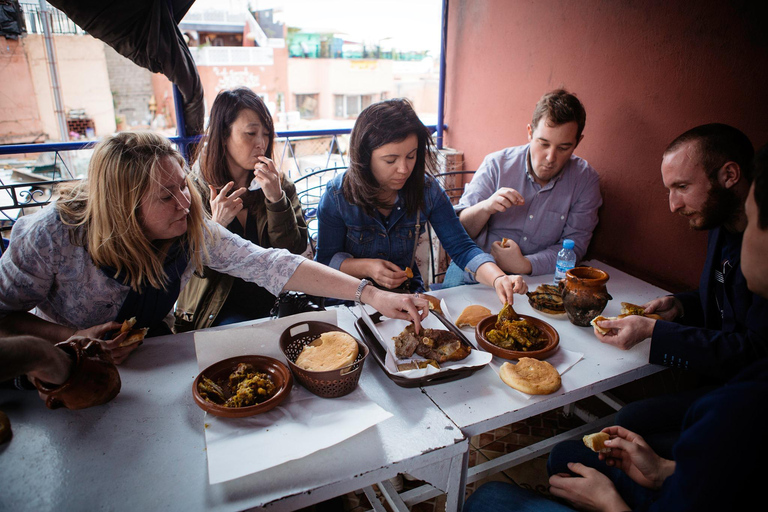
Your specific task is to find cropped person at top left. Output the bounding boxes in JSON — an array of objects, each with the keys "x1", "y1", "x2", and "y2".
[
  {"x1": 175, "y1": 88, "x2": 308, "y2": 331},
  {"x1": 315, "y1": 98, "x2": 527, "y2": 305},
  {"x1": 0, "y1": 131, "x2": 428, "y2": 364}
]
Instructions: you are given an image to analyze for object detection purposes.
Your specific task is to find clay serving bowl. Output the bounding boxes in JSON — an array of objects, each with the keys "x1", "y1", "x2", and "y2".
[
  {"x1": 475, "y1": 315, "x2": 560, "y2": 360},
  {"x1": 192, "y1": 355, "x2": 293, "y2": 418}
]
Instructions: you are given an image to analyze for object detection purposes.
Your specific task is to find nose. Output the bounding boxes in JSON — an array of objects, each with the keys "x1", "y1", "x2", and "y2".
[
  {"x1": 176, "y1": 188, "x2": 191, "y2": 211},
  {"x1": 546, "y1": 147, "x2": 557, "y2": 163},
  {"x1": 396, "y1": 159, "x2": 410, "y2": 175},
  {"x1": 668, "y1": 190, "x2": 683, "y2": 212}
]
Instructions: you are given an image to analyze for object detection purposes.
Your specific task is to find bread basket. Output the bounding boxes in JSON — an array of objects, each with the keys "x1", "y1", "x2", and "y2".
[{"x1": 279, "y1": 321, "x2": 368, "y2": 398}]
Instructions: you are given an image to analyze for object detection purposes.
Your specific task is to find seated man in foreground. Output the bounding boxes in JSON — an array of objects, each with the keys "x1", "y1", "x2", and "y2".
[
  {"x1": 455, "y1": 89, "x2": 602, "y2": 277},
  {"x1": 463, "y1": 144, "x2": 768, "y2": 512}
]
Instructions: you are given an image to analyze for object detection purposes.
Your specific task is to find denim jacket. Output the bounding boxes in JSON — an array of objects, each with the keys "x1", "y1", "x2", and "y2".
[{"x1": 315, "y1": 173, "x2": 494, "y2": 291}]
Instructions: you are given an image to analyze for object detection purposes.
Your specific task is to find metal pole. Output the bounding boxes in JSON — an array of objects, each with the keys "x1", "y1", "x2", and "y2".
[
  {"x1": 436, "y1": 0, "x2": 449, "y2": 150},
  {"x1": 38, "y1": 0, "x2": 68, "y2": 143},
  {"x1": 172, "y1": 85, "x2": 189, "y2": 162}
]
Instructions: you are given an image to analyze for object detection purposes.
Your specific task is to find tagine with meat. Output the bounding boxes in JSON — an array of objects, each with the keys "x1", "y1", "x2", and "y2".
[
  {"x1": 393, "y1": 324, "x2": 471, "y2": 363},
  {"x1": 197, "y1": 363, "x2": 276, "y2": 408},
  {"x1": 486, "y1": 304, "x2": 548, "y2": 352}
]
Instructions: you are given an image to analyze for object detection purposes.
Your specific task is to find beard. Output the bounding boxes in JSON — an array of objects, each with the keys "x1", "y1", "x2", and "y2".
[{"x1": 690, "y1": 182, "x2": 741, "y2": 231}]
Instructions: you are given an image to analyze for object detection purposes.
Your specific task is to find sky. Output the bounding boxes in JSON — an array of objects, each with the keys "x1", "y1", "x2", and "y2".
[{"x1": 265, "y1": 0, "x2": 443, "y2": 54}]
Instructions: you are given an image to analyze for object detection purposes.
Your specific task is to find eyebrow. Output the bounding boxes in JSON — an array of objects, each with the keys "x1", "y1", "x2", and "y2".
[
  {"x1": 381, "y1": 148, "x2": 418, "y2": 158},
  {"x1": 537, "y1": 137, "x2": 573, "y2": 147}
]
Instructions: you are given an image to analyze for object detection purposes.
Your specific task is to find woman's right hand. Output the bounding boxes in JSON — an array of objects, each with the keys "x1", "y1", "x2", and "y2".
[
  {"x1": 209, "y1": 182, "x2": 247, "y2": 227},
  {"x1": 73, "y1": 321, "x2": 138, "y2": 365},
  {"x1": 361, "y1": 259, "x2": 409, "y2": 289}
]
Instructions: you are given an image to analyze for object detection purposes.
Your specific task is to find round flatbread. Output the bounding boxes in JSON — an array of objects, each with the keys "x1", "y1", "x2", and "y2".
[
  {"x1": 455, "y1": 305, "x2": 492, "y2": 327},
  {"x1": 295, "y1": 331, "x2": 359, "y2": 372},
  {"x1": 499, "y1": 357, "x2": 561, "y2": 395}
]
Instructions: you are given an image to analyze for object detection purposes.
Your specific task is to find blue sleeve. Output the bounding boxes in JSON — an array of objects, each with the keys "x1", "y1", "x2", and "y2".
[
  {"x1": 429, "y1": 182, "x2": 494, "y2": 276},
  {"x1": 314, "y1": 181, "x2": 352, "y2": 270}
]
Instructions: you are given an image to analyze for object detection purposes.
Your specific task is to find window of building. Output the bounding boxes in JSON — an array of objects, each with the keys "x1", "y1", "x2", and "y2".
[
  {"x1": 295, "y1": 93, "x2": 318, "y2": 119},
  {"x1": 334, "y1": 94, "x2": 376, "y2": 118}
]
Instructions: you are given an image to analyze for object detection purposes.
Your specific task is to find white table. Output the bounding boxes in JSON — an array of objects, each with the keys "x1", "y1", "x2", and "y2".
[
  {"x1": 422, "y1": 261, "x2": 670, "y2": 507},
  {"x1": 0, "y1": 308, "x2": 467, "y2": 512}
]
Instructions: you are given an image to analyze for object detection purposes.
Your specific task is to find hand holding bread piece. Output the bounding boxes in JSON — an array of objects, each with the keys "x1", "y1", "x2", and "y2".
[
  {"x1": 583, "y1": 431, "x2": 611, "y2": 453},
  {"x1": 113, "y1": 317, "x2": 148, "y2": 348},
  {"x1": 499, "y1": 357, "x2": 561, "y2": 394},
  {"x1": 295, "y1": 331, "x2": 359, "y2": 371}
]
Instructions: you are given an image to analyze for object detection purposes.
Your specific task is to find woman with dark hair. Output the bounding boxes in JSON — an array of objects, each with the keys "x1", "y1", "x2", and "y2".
[
  {"x1": 175, "y1": 87, "x2": 308, "y2": 331},
  {"x1": 315, "y1": 98, "x2": 527, "y2": 304}
]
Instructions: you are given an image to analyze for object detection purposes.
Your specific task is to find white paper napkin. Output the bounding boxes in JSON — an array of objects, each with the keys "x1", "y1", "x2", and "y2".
[{"x1": 194, "y1": 311, "x2": 393, "y2": 484}]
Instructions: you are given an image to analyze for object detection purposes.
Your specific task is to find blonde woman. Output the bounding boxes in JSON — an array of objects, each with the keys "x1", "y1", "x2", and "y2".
[{"x1": 0, "y1": 132, "x2": 427, "y2": 363}]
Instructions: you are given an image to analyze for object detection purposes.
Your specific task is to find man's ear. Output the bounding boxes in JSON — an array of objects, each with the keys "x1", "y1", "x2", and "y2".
[
  {"x1": 527, "y1": 124, "x2": 533, "y2": 142},
  {"x1": 718, "y1": 161, "x2": 741, "y2": 189}
]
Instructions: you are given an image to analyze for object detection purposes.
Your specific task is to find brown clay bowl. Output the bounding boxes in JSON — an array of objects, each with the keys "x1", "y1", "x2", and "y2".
[
  {"x1": 192, "y1": 355, "x2": 293, "y2": 418},
  {"x1": 475, "y1": 315, "x2": 560, "y2": 360}
]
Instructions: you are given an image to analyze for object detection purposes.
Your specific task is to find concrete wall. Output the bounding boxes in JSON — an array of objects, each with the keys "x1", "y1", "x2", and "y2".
[
  {"x1": 104, "y1": 44, "x2": 153, "y2": 128},
  {"x1": 0, "y1": 37, "x2": 44, "y2": 144},
  {"x1": 445, "y1": 0, "x2": 768, "y2": 291},
  {"x1": 24, "y1": 34, "x2": 116, "y2": 138}
]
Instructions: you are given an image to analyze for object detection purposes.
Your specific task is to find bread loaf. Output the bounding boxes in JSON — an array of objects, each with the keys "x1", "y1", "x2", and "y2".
[{"x1": 295, "y1": 331, "x2": 359, "y2": 372}]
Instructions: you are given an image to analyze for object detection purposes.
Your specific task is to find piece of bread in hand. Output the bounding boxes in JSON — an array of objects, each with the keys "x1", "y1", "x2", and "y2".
[
  {"x1": 500, "y1": 237, "x2": 510, "y2": 248},
  {"x1": 455, "y1": 305, "x2": 492, "y2": 327},
  {"x1": 114, "y1": 317, "x2": 148, "y2": 347},
  {"x1": 590, "y1": 315, "x2": 615, "y2": 335},
  {"x1": 583, "y1": 432, "x2": 611, "y2": 453},
  {"x1": 619, "y1": 302, "x2": 663, "y2": 320}
]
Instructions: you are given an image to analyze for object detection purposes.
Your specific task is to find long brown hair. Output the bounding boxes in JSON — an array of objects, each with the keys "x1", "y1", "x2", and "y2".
[
  {"x1": 198, "y1": 87, "x2": 275, "y2": 188},
  {"x1": 57, "y1": 132, "x2": 209, "y2": 291},
  {"x1": 342, "y1": 98, "x2": 437, "y2": 216}
]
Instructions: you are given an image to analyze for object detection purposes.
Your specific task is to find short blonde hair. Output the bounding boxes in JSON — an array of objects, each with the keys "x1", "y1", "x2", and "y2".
[{"x1": 58, "y1": 132, "x2": 209, "y2": 291}]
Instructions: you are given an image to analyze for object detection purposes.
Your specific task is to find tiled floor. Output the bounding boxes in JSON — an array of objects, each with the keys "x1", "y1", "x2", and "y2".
[{"x1": 299, "y1": 369, "x2": 695, "y2": 512}]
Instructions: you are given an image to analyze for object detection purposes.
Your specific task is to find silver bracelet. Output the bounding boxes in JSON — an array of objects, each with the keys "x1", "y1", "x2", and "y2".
[{"x1": 355, "y1": 279, "x2": 371, "y2": 304}]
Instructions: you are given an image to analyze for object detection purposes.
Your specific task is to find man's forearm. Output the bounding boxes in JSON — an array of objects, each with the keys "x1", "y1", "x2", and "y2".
[
  {"x1": 0, "y1": 312, "x2": 75, "y2": 343},
  {"x1": 0, "y1": 336, "x2": 71, "y2": 384},
  {"x1": 458, "y1": 202, "x2": 492, "y2": 239}
]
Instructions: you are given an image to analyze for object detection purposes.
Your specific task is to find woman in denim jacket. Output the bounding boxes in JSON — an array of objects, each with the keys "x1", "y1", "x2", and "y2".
[{"x1": 316, "y1": 99, "x2": 527, "y2": 305}]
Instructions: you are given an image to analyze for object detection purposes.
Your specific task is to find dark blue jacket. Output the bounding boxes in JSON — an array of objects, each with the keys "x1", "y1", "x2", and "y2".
[
  {"x1": 650, "y1": 227, "x2": 768, "y2": 381},
  {"x1": 646, "y1": 359, "x2": 768, "y2": 511}
]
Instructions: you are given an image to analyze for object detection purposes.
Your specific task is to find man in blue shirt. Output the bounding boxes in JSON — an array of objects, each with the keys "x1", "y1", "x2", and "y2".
[{"x1": 456, "y1": 89, "x2": 602, "y2": 276}]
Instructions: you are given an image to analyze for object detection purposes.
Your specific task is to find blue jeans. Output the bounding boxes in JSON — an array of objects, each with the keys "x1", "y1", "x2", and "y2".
[
  {"x1": 464, "y1": 481, "x2": 574, "y2": 512},
  {"x1": 547, "y1": 441, "x2": 660, "y2": 511}
]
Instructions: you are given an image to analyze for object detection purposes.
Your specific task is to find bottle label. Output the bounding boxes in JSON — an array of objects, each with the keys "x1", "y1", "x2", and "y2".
[{"x1": 553, "y1": 261, "x2": 575, "y2": 282}]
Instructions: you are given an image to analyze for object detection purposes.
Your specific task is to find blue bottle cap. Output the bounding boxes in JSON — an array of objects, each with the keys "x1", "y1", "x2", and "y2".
[{"x1": 563, "y1": 239, "x2": 575, "y2": 249}]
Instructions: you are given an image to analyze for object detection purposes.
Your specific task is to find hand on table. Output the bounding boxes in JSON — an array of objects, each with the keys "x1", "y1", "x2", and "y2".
[
  {"x1": 253, "y1": 156, "x2": 283, "y2": 203},
  {"x1": 642, "y1": 296, "x2": 684, "y2": 321},
  {"x1": 24, "y1": 337, "x2": 73, "y2": 386},
  {"x1": 549, "y1": 463, "x2": 629, "y2": 512},
  {"x1": 492, "y1": 274, "x2": 528, "y2": 305},
  {"x1": 363, "y1": 287, "x2": 429, "y2": 334},
  {"x1": 593, "y1": 315, "x2": 656, "y2": 350},
  {"x1": 482, "y1": 187, "x2": 525, "y2": 214},
  {"x1": 598, "y1": 426, "x2": 675, "y2": 490},
  {"x1": 210, "y1": 182, "x2": 247, "y2": 227},
  {"x1": 491, "y1": 239, "x2": 532, "y2": 275}
]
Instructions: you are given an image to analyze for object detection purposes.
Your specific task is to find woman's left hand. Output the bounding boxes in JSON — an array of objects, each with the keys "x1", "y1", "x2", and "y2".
[
  {"x1": 493, "y1": 275, "x2": 528, "y2": 305},
  {"x1": 253, "y1": 156, "x2": 282, "y2": 203},
  {"x1": 363, "y1": 287, "x2": 429, "y2": 333}
]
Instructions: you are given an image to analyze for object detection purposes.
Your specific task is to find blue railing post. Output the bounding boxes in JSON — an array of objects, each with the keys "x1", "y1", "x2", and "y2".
[{"x1": 436, "y1": 0, "x2": 449, "y2": 150}]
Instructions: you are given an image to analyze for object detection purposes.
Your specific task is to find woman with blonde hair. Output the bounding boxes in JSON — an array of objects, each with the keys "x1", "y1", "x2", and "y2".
[
  {"x1": 175, "y1": 87, "x2": 307, "y2": 331},
  {"x1": 0, "y1": 131, "x2": 427, "y2": 363}
]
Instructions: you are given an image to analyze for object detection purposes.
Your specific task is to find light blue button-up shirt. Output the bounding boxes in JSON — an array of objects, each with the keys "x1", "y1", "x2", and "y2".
[{"x1": 456, "y1": 144, "x2": 602, "y2": 276}]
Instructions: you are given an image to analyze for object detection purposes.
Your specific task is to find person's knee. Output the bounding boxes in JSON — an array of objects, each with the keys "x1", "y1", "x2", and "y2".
[{"x1": 547, "y1": 440, "x2": 601, "y2": 476}]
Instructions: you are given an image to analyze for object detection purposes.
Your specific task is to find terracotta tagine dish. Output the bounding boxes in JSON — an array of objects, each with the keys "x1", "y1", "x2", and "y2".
[
  {"x1": 32, "y1": 338, "x2": 122, "y2": 410},
  {"x1": 559, "y1": 266, "x2": 612, "y2": 327}
]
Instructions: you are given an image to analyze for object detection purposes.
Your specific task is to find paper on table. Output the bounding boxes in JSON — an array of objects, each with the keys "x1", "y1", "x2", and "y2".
[
  {"x1": 358, "y1": 304, "x2": 492, "y2": 379},
  {"x1": 194, "y1": 311, "x2": 393, "y2": 484},
  {"x1": 441, "y1": 296, "x2": 584, "y2": 399}
]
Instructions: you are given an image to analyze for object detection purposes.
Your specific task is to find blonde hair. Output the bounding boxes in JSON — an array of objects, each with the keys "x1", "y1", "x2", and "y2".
[{"x1": 57, "y1": 131, "x2": 209, "y2": 291}]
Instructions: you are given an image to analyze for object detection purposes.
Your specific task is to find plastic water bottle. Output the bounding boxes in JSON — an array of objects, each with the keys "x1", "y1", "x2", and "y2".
[{"x1": 553, "y1": 239, "x2": 576, "y2": 284}]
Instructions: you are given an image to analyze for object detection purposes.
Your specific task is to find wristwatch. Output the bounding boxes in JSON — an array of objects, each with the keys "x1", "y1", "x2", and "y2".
[{"x1": 356, "y1": 279, "x2": 371, "y2": 304}]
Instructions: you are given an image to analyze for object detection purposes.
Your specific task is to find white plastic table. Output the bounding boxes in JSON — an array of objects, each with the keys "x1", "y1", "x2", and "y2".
[
  {"x1": 0, "y1": 309, "x2": 467, "y2": 512},
  {"x1": 422, "y1": 261, "x2": 670, "y2": 507}
]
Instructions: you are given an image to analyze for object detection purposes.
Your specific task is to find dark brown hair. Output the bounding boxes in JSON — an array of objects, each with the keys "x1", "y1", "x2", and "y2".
[
  {"x1": 198, "y1": 87, "x2": 275, "y2": 188},
  {"x1": 664, "y1": 123, "x2": 755, "y2": 183},
  {"x1": 342, "y1": 98, "x2": 437, "y2": 216},
  {"x1": 753, "y1": 143, "x2": 768, "y2": 229},
  {"x1": 531, "y1": 89, "x2": 587, "y2": 141}
]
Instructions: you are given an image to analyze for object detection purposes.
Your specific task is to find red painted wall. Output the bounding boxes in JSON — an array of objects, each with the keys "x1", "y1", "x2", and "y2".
[{"x1": 444, "y1": 0, "x2": 768, "y2": 291}]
